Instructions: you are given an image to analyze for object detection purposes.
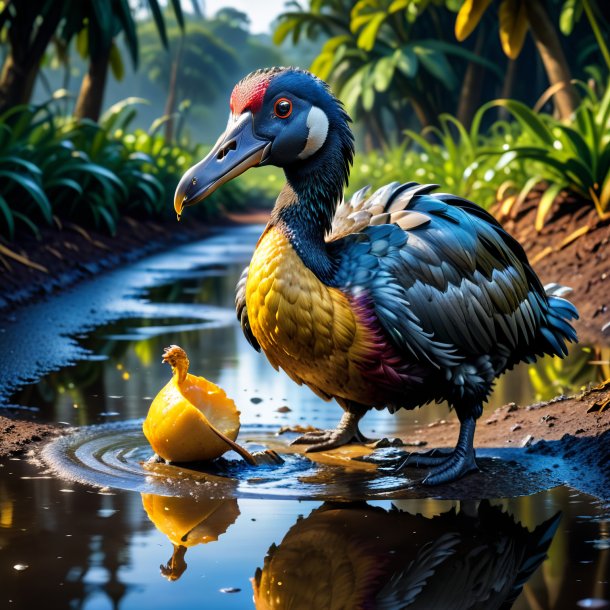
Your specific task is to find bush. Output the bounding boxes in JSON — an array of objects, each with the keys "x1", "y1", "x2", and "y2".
[{"x1": 0, "y1": 98, "x2": 247, "y2": 241}]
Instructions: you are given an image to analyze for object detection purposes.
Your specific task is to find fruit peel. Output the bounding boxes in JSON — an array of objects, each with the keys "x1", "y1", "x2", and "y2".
[{"x1": 143, "y1": 345, "x2": 241, "y2": 463}]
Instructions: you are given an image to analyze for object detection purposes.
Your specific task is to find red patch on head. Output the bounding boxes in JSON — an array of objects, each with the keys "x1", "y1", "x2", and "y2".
[{"x1": 230, "y1": 74, "x2": 272, "y2": 115}]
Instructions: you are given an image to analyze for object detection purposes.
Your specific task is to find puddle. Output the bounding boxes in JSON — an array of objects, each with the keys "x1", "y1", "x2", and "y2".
[
  {"x1": 1, "y1": 456, "x2": 608, "y2": 609},
  {"x1": 2, "y1": 225, "x2": 610, "y2": 608},
  {"x1": 40, "y1": 420, "x2": 575, "y2": 501}
]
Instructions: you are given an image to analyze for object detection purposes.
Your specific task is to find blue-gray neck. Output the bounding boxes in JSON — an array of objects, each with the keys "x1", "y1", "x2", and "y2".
[{"x1": 270, "y1": 126, "x2": 353, "y2": 284}]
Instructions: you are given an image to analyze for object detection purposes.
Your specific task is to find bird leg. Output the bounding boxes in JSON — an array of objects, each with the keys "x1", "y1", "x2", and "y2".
[
  {"x1": 395, "y1": 415, "x2": 479, "y2": 485},
  {"x1": 291, "y1": 408, "x2": 369, "y2": 452}
]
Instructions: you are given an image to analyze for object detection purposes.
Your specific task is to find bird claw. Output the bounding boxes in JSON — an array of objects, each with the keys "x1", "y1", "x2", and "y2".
[
  {"x1": 421, "y1": 451, "x2": 479, "y2": 486},
  {"x1": 394, "y1": 448, "x2": 455, "y2": 470},
  {"x1": 291, "y1": 428, "x2": 365, "y2": 452}
]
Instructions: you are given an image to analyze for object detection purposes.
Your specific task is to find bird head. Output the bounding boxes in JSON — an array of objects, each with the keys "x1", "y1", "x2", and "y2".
[{"x1": 174, "y1": 67, "x2": 354, "y2": 218}]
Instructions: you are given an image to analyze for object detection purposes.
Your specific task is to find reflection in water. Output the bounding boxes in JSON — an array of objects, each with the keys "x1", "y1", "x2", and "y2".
[
  {"x1": 141, "y1": 494, "x2": 240, "y2": 581},
  {"x1": 252, "y1": 501, "x2": 560, "y2": 610}
]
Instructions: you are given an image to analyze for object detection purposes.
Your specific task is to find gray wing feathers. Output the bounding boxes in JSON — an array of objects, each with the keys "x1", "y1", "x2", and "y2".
[{"x1": 333, "y1": 183, "x2": 556, "y2": 368}]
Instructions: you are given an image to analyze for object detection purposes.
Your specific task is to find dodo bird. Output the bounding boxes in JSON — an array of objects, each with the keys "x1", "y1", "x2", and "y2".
[{"x1": 174, "y1": 67, "x2": 578, "y2": 485}]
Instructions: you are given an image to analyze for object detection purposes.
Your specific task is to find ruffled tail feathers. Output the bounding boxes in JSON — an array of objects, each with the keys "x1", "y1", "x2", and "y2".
[{"x1": 542, "y1": 283, "x2": 579, "y2": 356}]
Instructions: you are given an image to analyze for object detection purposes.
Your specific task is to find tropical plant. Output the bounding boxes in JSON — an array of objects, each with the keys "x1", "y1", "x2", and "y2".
[
  {"x1": 347, "y1": 106, "x2": 526, "y2": 208},
  {"x1": 0, "y1": 97, "x2": 246, "y2": 246},
  {"x1": 274, "y1": 0, "x2": 502, "y2": 143},
  {"x1": 60, "y1": 0, "x2": 186, "y2": 122},
  {"x1": 139, "y1": 19, "x2": 238, "y2": 142},
  {"x1": 484, "y1": 80, "x2": 610, "y2": 230}
]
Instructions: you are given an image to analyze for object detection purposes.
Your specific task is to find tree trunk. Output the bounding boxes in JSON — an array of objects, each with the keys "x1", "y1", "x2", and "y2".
[
  {"x1": 74, "y1": 48, "x2": 110, "y2": 122},
  {"x1": 0, "y1": 1, "x2": 64, "y2": 114},
  {"x1": 163, "y1": 38, "x2": 184, "y2": 143},
  {"x1": 525, "y1": 0, "x2": 579, "y2": 119},
  {"x1": 457, "y1": 30, "x2": 486, "y2": 129},
  {"x1": 498, "y1": 58, "x2": 517, "y2": 120},
  {"x1": 0, "y1": 56, "x2": 40, "y2": 110}
]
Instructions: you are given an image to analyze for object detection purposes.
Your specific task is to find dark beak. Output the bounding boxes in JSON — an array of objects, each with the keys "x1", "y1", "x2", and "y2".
[{"x1": 174, "y1": 111, "x2": 271, "y2": 217}]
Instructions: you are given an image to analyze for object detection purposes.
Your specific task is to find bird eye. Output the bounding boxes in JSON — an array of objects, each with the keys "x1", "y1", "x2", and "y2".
[{"x1": 274, "y1": 98, "x2": 292, "y2": 118}]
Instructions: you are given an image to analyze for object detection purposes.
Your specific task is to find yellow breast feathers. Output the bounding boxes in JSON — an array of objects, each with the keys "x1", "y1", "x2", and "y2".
[{"x1": 245, "y1": 227, "x2": 372, "y2": 400}]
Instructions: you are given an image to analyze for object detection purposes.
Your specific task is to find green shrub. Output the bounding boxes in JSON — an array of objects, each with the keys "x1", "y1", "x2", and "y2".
[{"x1": 0, "y1": 98, "x2": 249, "y2": 241}]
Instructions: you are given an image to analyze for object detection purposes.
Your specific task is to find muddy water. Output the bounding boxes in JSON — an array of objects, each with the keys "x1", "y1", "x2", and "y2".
[{"x1": 1, "y1": 226, "x2": 609, "y2": 609}]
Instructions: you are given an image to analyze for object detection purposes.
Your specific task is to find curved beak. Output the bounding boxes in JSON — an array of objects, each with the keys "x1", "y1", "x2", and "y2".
[{"x1": 174, "y1": 111, "x2": 271, "y2": 218}]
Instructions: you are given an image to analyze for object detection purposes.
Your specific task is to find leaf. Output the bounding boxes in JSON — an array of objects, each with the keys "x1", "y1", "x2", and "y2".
[
  {"x1": 0, "y1": 194, "x2": 14, "y2": 239},
  {"x1": 389, "y1": 0, "x2": 410, "y2": 13},
  {"x1": 0, "y1": 156, "x2": 43, "y2": 176},
  {"x1": 44, "y1": 178, "x2": 84, "y2": 196},
  {"x1": 0, "y1": 243, "x2": 47, "y2": 272},
  {"x1": 13, "y1": 211, "x2": 41, "y2": 239},
  {"x1": 273, "y1": 16, "x2": 300, "y2": 45},
  {"x1": 515, "y1": 175, "x2": 545, "y2": 214},
  {"x1": 414, "y1": 46, "x2": 457, "y2": 89},
  {"x1": 455, "y1": 0, "x2": 492, "y2": 41},
  {"x1": 0, "y1": 170, "x2": 52, "y2": 222},
  {"x1": 486, "y1": 99, "x2": 554, "y2": 146},
  {"x1": 535, "y1": 182, "x2": 564, "y2": 231},
  {"x1": 109, "y1": 42, "x2": 125, "y2": 81},
  {"x1": 420, "y1": 39, "x2": 504, "y2": 79},
  {"x1": 76, "y1": 27, "x2": 89, "y2": 59},
  {"x1": 116, "y1": 0, "x2": 139, "y2": 67},
  {"x1": 169, "y1": 0, "x2": 185, "y2": 30},
  {"x1": 394, "y1": 47, "x2": 418, "y2": 78},
  {"x1": 559, "y1": 225, "x2": 590, "y2": 249},
  {"x1": 499, "y1": 0, "x2": 529, "y2": 59},
  {"x1": 560, "y1": 0, "x2": 582, "y2": 36},
  {"x1": 356, "y1": 12, "x2": 387, "y2": 52},
  {"x1": 97, "y1": 205, "x2": 117, "y2": 235},
  {"x1": 374, "y1": 56, "x2": 396, "y2": 92},
  {"x1": 147, "y1": 0, "x2": 168, "y2": 47}
]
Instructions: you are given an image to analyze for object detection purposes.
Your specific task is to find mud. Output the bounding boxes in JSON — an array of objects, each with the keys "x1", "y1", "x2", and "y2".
[{"x1": 0, "y1": 414, "x2": 63, "y2": 457}]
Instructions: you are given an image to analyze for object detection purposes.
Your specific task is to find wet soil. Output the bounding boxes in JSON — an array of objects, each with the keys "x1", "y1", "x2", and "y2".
[
  {"x1": 0, "y1": 211, "x2": 269, "y2": 313},
  {"x1": 0, "y1": 414, "x2": 63, "y2": 457}
]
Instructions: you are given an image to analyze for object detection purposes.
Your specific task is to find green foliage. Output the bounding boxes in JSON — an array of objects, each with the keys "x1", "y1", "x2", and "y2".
[
  {"x1": 275, "y1": 0, "x2": 502, "y2": 143},
  {"x1": 0, "y1": 99, "x2": 244, "y2": 241},
  {"x1": 348, "y1": 110, "x2": 524, "y2": 207},
  {"x1": 350, "y1": 78, "x2": 610, "y2": 232},
  {"x1": 482, "y1": 80, "x2": 610, "y2": 228},
  {"x1": 528, "y1": 345, "x2": 609, "y2": 402}
]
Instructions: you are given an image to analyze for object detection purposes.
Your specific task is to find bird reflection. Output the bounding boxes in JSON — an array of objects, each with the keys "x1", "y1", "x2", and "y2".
[
  {"x1": 252, "y1": 500, "x2": 560, "y2": 609},
  {"x1": 141, "y1": 494, "x2": 240, "y2": 581}
]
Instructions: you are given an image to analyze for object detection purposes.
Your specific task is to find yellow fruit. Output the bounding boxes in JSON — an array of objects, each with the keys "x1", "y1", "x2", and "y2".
[
  {"x1": 141, "y1": 494, "x2": 240, "y2": 547},
  {"x1": 143, "y1": 345, "x2": 241, "y2": 462}
]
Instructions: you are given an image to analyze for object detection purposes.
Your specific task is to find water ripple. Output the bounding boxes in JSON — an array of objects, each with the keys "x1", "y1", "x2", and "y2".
[{"x1": 41, "y1": 421, "x2": 563, "y2": 501}]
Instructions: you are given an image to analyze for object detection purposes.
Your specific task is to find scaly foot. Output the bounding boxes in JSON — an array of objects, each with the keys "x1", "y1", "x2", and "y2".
[
  {"x1": 395, "y1": 448, "x2": 455, "y2": 470},
  {"x1": 395, "y1": 415, "x2": 480, "y2": 485},
  {"x1": 291, "y1": 410, "x2": 370, "y2": 452},
  {"x1": 422, "y1": 448, "x2": 478, "y2": 486}
]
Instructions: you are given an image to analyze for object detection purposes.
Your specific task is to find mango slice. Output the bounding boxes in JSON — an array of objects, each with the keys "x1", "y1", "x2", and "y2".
[{"x1": 143, "y1": 345, "x2": 241, "y2": 462}]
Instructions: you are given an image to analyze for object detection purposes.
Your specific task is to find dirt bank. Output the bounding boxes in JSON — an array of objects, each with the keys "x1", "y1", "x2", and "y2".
[
  {"x1": 0, "y1": 414, "x2": 64, "y2": 457},
  {"x1": 498, "y1": 191, "x2": 610, "y2": 345},
  {"x1": 0, "y1": 210, "x2": 270, "y2": 314}
]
